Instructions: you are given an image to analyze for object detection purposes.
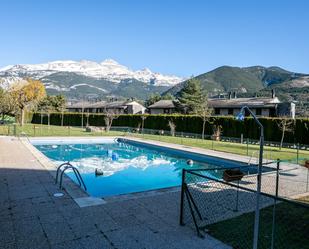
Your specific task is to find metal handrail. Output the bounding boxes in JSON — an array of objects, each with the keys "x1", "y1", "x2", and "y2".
[
  {"x1": 55, "y1": 162, "x2": 87, "y2": 191},
  {"x1": 248, "y1": 151, "x2": 275, "y2": 166},
  {"x1": 248, "y1": 151, "x2": 259, "y2": 165},
  {"x1": 18, "y1": 132, "x2": 31, "y2": 142},
  {"x1": 55, "y1": 162, "x2": 71, "y2": 184}
]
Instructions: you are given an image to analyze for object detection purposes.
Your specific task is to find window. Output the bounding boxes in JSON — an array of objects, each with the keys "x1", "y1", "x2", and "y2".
[
  {"x1": 228, "y1": 108, "x2": 233, "y2": 115},
  {"x1": 256, "y1": 108, "x2": 261, "y2": 115},
  {"x1": 269, "y1": 108, "x2": 276, "y2": 117},
  {"x1": 164, "y1": 109, "x2": 170, "y2": 114},
  {"x1": 215, "y1": 108, "x2": 220, "y2": 115}
]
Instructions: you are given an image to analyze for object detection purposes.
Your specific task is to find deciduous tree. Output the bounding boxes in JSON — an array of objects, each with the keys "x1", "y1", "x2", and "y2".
[
  {"x1": 0, "y1": 88, "x2": 16, "y2": 121},
  {"x1": 277, "y1": 118, "x2": 295, "y2": 150},
  {"x1": 168, "y1": 120, "x2": 176, "y2": 137},
  {"x1": 198, "y1": 95, "x2": 213, "y2": 139},
  {"x1": 10, "y1": 78, "x2": 46, "y2": 125},
  {"x1": 103, "y1": 110, "x2": 119, "y2": 132}
]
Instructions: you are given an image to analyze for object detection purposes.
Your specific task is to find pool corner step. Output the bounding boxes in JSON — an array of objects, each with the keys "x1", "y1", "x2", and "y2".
[{"x1": 74, "y1": 197, "x2": 106, "y2": 207}]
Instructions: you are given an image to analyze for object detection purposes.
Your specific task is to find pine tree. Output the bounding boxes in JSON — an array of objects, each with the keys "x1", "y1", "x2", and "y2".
[{"x1": 179, "y1": 78, "x2": 204, "y2": 114}]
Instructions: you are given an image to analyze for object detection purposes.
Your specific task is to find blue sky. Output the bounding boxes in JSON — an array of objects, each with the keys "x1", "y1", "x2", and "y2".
[{"x1": 1, "y1": 0, "x2": 308, "y2": 76}]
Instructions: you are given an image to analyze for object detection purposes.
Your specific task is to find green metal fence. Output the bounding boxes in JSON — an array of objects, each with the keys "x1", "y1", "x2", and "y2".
[
  {"x1": 180, "y1": 162, "x2": 309, "y2": 248},
  {"x1": 1, "y1": 123, "x2": 309, "y2": 164}
]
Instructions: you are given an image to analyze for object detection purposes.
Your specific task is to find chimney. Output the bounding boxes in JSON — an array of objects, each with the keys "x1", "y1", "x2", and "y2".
[{"x1": 271, "y1": 89, "x2": 275, "y2": 98}]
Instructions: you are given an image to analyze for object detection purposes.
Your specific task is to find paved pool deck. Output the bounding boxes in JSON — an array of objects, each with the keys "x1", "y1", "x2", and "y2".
[{"x1": 0, "y1": 136, "x2": 233, "y2": 249}]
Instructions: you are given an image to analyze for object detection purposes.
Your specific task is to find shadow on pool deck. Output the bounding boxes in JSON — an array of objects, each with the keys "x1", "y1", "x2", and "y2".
[{"x1": 0, "y1": 166, "x2": 232, "y2": 249}]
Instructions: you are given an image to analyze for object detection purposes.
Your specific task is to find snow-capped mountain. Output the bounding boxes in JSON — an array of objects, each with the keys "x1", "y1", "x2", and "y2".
[
  {"x1": 0, "y1": 59, "x2": 183, "y2": 87},
  {"x1": 0, "y1": 59, "x2": 184, "y2": 100}
]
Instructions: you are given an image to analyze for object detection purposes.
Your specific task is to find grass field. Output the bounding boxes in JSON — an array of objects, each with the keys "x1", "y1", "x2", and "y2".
[
  {"x1": 0, "y1": 124, "x2": 124, "y2": 137},
  {"x1": 1, "y1": 123, "x2": 308, "y2": 163},
  {"x1": 207, "y1": 196, "x2": 309, "y2": 249},
  {"x1": 131, "y1": 133, "x2": 309, "y2": 163}
]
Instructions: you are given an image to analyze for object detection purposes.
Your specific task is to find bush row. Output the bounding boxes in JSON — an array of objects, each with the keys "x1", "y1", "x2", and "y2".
[{"x1": 30, "y1": 112, "x2": 309, "y2": 144}]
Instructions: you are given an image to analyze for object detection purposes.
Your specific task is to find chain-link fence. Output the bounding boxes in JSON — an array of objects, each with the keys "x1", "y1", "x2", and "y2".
[
  {"x1": 179, "y1": 162, "x2": 309, "y2": 249},
  {"x1": 1, "y1": 123, "x2": 309, "y2": 164}
]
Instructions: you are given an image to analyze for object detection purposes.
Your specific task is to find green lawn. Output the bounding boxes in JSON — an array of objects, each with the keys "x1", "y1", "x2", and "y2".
[
  {"x1": 1, "y1": 123, "x2": 308, "y2": 163},
  {"x1": 0, "y1": 124, "x2": 125, "y2": 137},
  {"x1": 206, "y1": 197, "x2": 309, "y2": 249},
  {"x1": 131, "y1": 133, "x2": 309, "y2": 163}
]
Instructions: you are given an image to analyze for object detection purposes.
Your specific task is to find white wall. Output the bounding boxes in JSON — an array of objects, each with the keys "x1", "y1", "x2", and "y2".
[
  {"x1": 150, "y1": 109, "x2": 164, "y2": 114},
  {"x1": 131, "y1": 104, "x2": 146, "y2": 114},
  {"x1": 149, "y1": 108, "x2": 175, "y2": 114}
]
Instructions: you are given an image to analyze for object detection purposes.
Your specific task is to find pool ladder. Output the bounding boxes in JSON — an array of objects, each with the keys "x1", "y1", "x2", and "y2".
[
  {"x1": 55, "y1": 162, "x2": 87, "y2": 191},
  {"x1": 248, "y1": 151, "x2": 273, "y2": 166},
  {"x1": 18, "y1": 132, "x2": 31, "y2": 143}
]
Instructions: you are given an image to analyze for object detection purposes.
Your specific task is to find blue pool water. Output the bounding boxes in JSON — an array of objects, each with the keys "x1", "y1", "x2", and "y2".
[{"x1": 33, "y1": 138, "x2": 263, "y2": 197}]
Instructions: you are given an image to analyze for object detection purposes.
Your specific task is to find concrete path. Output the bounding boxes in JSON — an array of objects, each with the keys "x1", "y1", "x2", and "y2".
[{"x1": 0, "y1": 137, "x2": 231, "y2": 249}]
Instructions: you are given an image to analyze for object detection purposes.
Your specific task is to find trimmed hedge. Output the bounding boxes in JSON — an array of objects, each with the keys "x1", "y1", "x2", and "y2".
[{"x1": 30, "y1": 112, "x2": 309, "y2": 144}]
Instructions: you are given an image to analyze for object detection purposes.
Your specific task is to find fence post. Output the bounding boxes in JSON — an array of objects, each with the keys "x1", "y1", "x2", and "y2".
[
  {"x1": 179, "y1": 169, "x2": 186, "y2": 226},
  {"x1": 296, "y1": 143, "x2": 299, "y2": 164},
  {"x1": 13, "y1": 124, "x2": 17, "y2": 136},
  {"x1": 306, "y1": 168, "x2": 309, "y2": 192},
  {"x1": 270, "y1": 159, "x2": 280, "y2": 249},
  {"x1": 33, "y1": 125, "x2": 35, "y2": 137},
  {"x1": 234, "y1": 180, "x2": 240, "y2": 212},
  {"x1": 247, "y1": 138, "x2": 249, "y2": 156}
]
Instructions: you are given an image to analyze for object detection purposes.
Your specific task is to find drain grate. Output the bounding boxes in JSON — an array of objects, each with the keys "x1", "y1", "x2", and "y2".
[{"x1": 53, "y1": 192, "x2": 64, "y2": 197}]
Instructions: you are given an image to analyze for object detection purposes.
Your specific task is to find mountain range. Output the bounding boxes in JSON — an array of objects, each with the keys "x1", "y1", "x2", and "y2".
[
  {"x1": 0, "y1": 60, "x2": 309, "y2": 105},
  {"x1": 0, "y1": 59, "x2": 183, "y2": 100}
]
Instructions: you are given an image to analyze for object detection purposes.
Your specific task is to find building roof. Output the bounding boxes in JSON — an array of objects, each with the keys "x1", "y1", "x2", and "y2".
[
  {"x1": 208, "y1": 97, "x2": 281, "y2": 108},
  {"x1": 104, "y1": 101, "x2": 128, "y2": 109},
  {"x1": 66, "y1": 100, "x2": 145, "y2": 110},
  {"x1": 66, "y1": 101, "x2": 93, "y2": 109},
  {"x1": 87, "y1": 101, "x2": 107, "y2": 108},
  {"x1": 148, "y1": 100, "x2": 177, "y2": 109}
]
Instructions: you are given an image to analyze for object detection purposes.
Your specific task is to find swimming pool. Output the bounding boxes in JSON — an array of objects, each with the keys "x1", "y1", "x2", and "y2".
[{"x1": 32, "y1": 138, "x2": 265, "y2": 197}]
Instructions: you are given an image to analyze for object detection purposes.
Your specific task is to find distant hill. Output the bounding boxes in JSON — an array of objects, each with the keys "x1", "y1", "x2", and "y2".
[{"x1": 165, "y1": 65, "x2": 309, "y2": 96}]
